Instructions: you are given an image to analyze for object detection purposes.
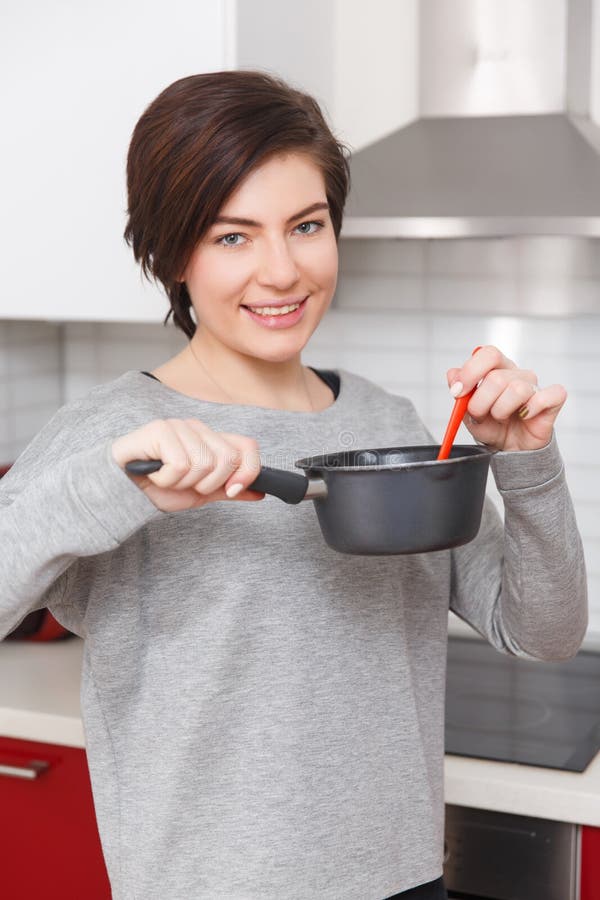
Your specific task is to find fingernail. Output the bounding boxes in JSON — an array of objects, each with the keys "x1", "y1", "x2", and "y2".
[
  {"x1": 450, "y1": 381, "x2": 464, "y2": 398},
  {"x1": 517, "y1": 405, "x2": 529, "y2": 419},
  {"x1": 226, "y1": 483, "x2": 244, "y2": 498}
]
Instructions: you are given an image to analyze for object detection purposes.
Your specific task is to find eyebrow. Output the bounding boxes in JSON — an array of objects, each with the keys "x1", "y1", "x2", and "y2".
[{"x1": 213, "y1": 201, "x2": 330, "y2": 229}]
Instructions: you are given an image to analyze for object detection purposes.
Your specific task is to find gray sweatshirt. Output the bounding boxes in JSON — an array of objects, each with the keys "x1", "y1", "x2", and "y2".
[{"x1": 0, "y1": 368, "x2": 587, "y2": 900}]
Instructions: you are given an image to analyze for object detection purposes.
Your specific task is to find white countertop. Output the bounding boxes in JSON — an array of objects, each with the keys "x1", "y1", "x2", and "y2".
[
  {"x1": 2, "y1": 638, "x2": 600, "y2": 827},
  {"x1": 445, "y1": 752, "x2": 600, "y2": 827},
  {"x1": 0, "y1": 638, "x2": 85, "y2": 748}
]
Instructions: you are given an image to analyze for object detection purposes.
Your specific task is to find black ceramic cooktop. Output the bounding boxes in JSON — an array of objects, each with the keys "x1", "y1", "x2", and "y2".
[{"x1": 445, "y1": 636, "x2": 600, "y2": 772}]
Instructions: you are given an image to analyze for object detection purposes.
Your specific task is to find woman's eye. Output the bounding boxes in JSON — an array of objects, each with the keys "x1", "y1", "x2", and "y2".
[
  {"x1": 294, "y1": 220, "x2": 323, "y2": 235},
  {"x1": 218, "y1": 233, "x2": 246, "y2": 247},
  {"x1": 216, "y1": 221, "x2": 323, "y2": 246}
]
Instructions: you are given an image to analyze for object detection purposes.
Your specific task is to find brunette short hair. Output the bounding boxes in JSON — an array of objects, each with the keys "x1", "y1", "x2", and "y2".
[{"x1": 124, "y1": 70, "x2": 351, "y2": 339}]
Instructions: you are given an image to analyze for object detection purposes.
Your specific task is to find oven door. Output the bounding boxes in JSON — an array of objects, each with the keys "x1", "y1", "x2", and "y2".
[{"x1": 444, "y1": 805, "x2": 579, "y2": 900}]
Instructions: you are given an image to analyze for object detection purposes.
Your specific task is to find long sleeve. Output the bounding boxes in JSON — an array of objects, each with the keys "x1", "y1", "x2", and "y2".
[
  {"x1": 0, "y1": 438, "x2": 162, "y2": 639},
  {"x1": 450, "y1": 432, "x2": 588, "y2": 661}
]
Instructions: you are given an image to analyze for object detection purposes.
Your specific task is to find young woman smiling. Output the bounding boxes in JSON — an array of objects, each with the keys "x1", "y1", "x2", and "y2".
[
  {"x1": 147, "y1": 151, "x2": 340, "y2": 422},
  {"x1": 0, "y1": 71, "x2": 587, "y2": 900}
]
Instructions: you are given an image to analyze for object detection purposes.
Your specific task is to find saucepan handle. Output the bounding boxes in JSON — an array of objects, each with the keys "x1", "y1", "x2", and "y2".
[
  {"x1": 124, "y1": 460, "x2": 316, "y2": 505},
  {"x1": 248, "y1": 467, "x2": 309, "y2": 504}
]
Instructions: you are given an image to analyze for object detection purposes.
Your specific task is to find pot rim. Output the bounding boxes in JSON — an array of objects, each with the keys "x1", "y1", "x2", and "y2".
[{"x1": 295, "y1": 443, "x2": 494, "y2": 474}]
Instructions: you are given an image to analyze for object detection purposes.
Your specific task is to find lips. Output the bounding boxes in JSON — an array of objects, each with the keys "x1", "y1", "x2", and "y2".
[
  {"x1": 241, "y1": 297, "x2": 308, "y2": 329},
  {"x1": 241, "y1": 295, "x2": 307, "y2": 311}
]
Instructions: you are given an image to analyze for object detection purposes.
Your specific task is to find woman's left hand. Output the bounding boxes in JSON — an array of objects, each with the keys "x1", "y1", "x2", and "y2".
[{"x1": 447, "y1": 345, "x2": 567, "y2": 452}]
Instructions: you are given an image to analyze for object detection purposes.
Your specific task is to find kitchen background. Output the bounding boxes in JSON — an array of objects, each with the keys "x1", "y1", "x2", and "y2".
[{"x1": 1, "y1": 0, "x2": 599, "y2": 639}]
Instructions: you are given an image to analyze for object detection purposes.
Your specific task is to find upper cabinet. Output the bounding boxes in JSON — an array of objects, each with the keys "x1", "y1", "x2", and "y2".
[
  {"x1": 1, "y1": 0, "x2": 417, "y2": 323},
  {"x1": 0, "y1": 0, "x2": 235, "y2": 322}
]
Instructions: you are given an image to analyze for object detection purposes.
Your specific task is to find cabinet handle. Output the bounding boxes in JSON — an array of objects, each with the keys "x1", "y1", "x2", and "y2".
[{"x1": 0, "y1": 760, "x2": 50, "y2": 780}]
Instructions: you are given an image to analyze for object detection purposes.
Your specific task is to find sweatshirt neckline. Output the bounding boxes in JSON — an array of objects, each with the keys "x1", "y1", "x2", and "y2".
[{"x1": 126, "y1": 368, "x2": 347, "y2": 418}]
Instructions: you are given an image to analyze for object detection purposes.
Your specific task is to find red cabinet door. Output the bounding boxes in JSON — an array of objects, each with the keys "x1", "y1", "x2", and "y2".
[
  {"x1": 581, "y1": 824, "x2": 600, "y2": 900},
  {"x1": 0, "y1": 736, "x2": 111, "y2": 900}
]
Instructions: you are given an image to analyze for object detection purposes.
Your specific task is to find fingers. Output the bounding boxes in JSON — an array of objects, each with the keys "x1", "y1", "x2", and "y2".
[
  {"x1": 142, "y1": 419, "x2": 262, "y2": 500},
  {"x1": 199, "y1": 432, "x2": 262, "y2": 500},
  {"x1": 443, "y1": 346, "x2": 569, "y2": 450},
  {"x1": 140, "y1": 419, "x2": 204, "y2": 489},
  {"x1": 514, "y1": 383, "x2": 567, "y2": 424},
  {"x1": 448, "y1": 345, "x2": 516, "y2": 398},
  {"x1": 446, "y1": 345, "x2": 543, "y2": 421},
  {"x1": 175, "y1": 420, "x2": 240, "y2": 495},
  {"x1": 469, "y1": 370, "x2": 538, "y2": 422},
  {"x1": 183, "y1": 422, "x2": 262, "y2": 497}
]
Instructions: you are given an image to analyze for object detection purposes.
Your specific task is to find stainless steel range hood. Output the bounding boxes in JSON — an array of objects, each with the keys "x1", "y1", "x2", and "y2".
[
  {"x1": 342, "y1": 0, "x2": 600, "y2": 239},
  {"x1": 343, "y1": 113, "x2": 600, "y2": 238}
]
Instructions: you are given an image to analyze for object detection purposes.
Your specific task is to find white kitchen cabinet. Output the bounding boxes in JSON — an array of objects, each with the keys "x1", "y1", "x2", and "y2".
[{"x1": 0, "y1": 0, "x2": 234, "y2": 322}]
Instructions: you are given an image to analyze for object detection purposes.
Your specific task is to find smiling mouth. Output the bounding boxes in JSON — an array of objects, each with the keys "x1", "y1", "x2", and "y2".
[{"x1": 241, "y1": 297, "x2": 308, "y2": 317}]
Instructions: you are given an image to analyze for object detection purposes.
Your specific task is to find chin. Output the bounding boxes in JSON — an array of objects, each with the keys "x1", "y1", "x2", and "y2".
[
  {"x1": 244, "y1": 337, "x2": 308, "y2": 364},
  {"x1": 255, "y1": 346, "x2": 307, "y2": 364},
  {"x1": 233, "y1": 328, "x2": 311, "y2": 363}
]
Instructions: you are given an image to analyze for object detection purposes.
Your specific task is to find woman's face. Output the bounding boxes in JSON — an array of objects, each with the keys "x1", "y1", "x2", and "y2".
[{"x1": 182, "y1": 152, "x2": 339, "y2": 363}]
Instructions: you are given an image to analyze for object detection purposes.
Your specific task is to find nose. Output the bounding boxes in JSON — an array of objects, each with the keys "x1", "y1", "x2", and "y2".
[{"x1": 255, "y1": 236, "x2": 300, "y2": 291}]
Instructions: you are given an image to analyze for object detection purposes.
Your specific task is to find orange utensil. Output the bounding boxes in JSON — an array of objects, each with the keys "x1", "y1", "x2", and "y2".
[{"x1": 437, "y1": 346, "x2": 482, "y2": 461}]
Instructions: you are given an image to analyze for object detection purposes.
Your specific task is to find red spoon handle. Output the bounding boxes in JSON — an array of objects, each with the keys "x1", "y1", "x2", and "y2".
[
  {"x1": 437, "y1": 393, "x2": 475, "y2": 460},
  {"x1": 437, "y1": 346, "x2": 482, "y2": 461}
]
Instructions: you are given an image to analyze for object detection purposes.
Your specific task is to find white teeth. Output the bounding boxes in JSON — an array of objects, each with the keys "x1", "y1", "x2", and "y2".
[{"x1": 247, "y1": 303, "x2": 301, "y2": 316}]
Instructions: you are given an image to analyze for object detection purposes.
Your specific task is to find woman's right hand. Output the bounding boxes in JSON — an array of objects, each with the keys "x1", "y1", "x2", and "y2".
[{"x1": 111, "y1": 418, "x2": 264, "y2": 512}]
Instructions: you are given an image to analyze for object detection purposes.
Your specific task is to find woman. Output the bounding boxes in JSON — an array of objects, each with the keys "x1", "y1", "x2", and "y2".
[{"x1": 0, "y1": 70, "x2": 587, "y2": 900}]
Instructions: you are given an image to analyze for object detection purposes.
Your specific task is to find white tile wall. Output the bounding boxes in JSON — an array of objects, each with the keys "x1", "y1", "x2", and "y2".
[
  {"x1": 1, "y1": 236, "x2": 599, "y2": 638},
  {"x1": 61, "y1": 322, "x2": 187, "y2": 405},
  {"x1": 0, "y1": 321, "x2": 63, "y2": 464}
]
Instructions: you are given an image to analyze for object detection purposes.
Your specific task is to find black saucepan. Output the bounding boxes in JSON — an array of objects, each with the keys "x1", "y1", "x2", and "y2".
[{"x1": 126, "y1": 444, "x2": 492, "y2": 556}]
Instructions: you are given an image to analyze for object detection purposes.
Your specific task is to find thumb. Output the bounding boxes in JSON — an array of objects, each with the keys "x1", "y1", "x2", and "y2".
[{"x1": 446, "y1": 367, "x2": 461, "y2": 390}]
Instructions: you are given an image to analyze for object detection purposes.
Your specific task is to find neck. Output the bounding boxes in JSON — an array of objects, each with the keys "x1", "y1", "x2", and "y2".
[{"x1": 187, "y1": 330, "x2": 314, "y2": 411}]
